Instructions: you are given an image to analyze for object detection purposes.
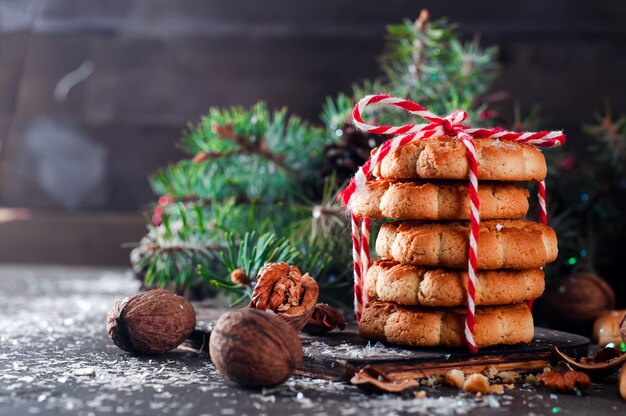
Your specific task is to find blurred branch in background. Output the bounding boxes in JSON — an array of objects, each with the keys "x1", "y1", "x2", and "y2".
[{"x1": 545, "y1": 103, "x2": 626, "y2": 279}]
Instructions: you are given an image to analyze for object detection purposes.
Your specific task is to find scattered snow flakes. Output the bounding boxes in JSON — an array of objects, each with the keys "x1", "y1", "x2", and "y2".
[
  {"x1": 0, "y1": 266, "x2": 585, "y2": 416},
  {"x1": 72, "y1": 368, "x2": 96, "y2": 377},
  {"x1": 305, "y1": 340, "x2": 414, "y2": 360}
]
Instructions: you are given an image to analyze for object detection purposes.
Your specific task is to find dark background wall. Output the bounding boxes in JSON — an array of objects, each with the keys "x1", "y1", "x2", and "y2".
[{"x1": 0, "y1": 0, "x2": 625, "y2": 265}]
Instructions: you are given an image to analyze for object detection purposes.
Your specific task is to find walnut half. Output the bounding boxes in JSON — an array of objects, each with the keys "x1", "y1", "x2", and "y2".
[{"x1": 249, "y1": 262, "x2": 319, "y2": 332}]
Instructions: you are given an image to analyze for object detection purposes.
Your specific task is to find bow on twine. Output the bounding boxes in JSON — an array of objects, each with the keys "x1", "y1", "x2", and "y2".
[{"x1": 340, "y1": 94, "x2": 565, "y2": 353}]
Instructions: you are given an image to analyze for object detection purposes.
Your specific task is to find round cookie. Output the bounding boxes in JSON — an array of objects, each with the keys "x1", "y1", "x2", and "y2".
[
  {"x1": 372, "y1": 137, "x2": 547, "y2": 181},
  {"x1": 358, "y1": 301, "x2": 534, "y2": 348},
  {"x1": 375, "y1": 220, "x2": 558, "y2": 270},
  {"x1": 364, "y1": 260, "x2": 544, "y2": 307},
  {"x1": 352, "y1": 180, "x2": 530, "y2": 220}
]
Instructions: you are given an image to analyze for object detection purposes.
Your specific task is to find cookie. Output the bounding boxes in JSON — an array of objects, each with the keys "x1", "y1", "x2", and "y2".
[
  {"x1": 376, "y1": 220, "x2": 558, "y2": 270},
  {"x1": 358, "y1": 301, "x2": 534, "y2": 348},
  {"x1": 364, "y1": 260, "x2": 544, "y2": 307},
  {"x1": 372, "y1": 138, "x2": 546, "y2": 181},
  {"x1": 352, "y1": 180, "x2": 530, "y2": 220}
]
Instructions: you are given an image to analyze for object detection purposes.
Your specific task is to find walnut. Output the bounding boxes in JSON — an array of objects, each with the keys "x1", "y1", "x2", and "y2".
[
  {"x1": 593, "y1": 309, "x2": 626, "y2": 346},
  {"x1": 106, "y1": 289, "x2": 196, "y2": 355},
  {"x1": 249, "y1": 262, "x2": 319, "y2": 331},
  {"x1": 302, "y1": 304, "x2": 346, "y2": 335},
  {"x1": 537, "y1": 369, "x2": 591, "y2": 393},
  {"x1": 545, "y1": 272, "x2": 615, "y2": 331},
  {"x1": 209, "y1": 309, "x2": 303, "y2": 388}
]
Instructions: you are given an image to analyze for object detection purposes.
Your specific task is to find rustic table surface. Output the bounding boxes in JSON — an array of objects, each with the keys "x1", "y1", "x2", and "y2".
[{"x1": 0, "y1": 265, "x2": 624, "y2": 416}]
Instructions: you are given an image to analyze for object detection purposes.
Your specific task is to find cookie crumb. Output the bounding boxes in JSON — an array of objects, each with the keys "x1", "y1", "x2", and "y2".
[
  {"x1": 496, "y1": 371, "x2": 521, "y2": 384},
  {"x1": 463, "y1": 373, "x2": 491, "y2": 394},
  {"x1": 420, "y1": 375, "x2": 443, "y2": 387},
  {"x1": 483, "y1": 366, "x2": 498, "y2": 379},
  {"x1": 525, "y1": 374, "x2": 537, "y2": 385},
  {"x1": 489, "y1": 384, "x2": 505, "y2": 395},
  {"x1": 414, "y1": 390, "x2": 427, "y2": 399},
  {"x1": 445, "y1": 369, "x2": 465, "y2": 389}
]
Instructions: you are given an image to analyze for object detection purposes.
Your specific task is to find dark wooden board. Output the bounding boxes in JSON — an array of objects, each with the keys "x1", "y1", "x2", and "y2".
[
  {"x1": 184, "y1": 306, "x2": 590, "y2": 382},
  {"x1": 296, "y1": 327, "x2": 590, "y2": 381}
]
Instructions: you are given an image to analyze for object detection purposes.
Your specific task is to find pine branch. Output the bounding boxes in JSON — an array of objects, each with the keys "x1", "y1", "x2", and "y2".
[
  {"x1": 543, "y1": 104, "x2": 626, "y2": 281},
  {"x1": 151, "y1": 103, "x2": 327, "y2": 203},
  {"x1": 321, "y1": 80, "x2": 386, "y2": 132},
  {"x1": 320, "y1": 93, "x2": 355, "y2": 135},
  {"x1": 583, "y1": 107, "x2": 626, "y2": 171},
  {"x1": 384, "y1": 12, "x2": 498, "y2": 118},
  {"x1": 321, "y1": 9, "x2": 500, "y2": 130},
  {"x1": 192, "y1": 150, "x2": 238, "y2": 162},
  {"x1": 411, "y1": 9, "x2": 430, "y2": 81},
  {"x1": 213, "y1": 123, "x2": 298, "y2": 177}
]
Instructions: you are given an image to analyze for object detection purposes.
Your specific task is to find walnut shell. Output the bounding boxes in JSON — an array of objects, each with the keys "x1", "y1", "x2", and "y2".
[
  {"x1": 249, "y1": 262, "x2": 319, "y2": 332},
  {"x1": 302, "y1": 304, "x2": 346, "y2": 335},
  {"x1": 106, "y1": 289, "x2": 196, "y2": 355},
  {"x1": 209, "y1": 309, "x2": 303, "y2": 388}
]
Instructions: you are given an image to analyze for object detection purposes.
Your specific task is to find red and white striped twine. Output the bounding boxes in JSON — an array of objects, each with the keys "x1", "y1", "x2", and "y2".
[
  {"x1": 350, "y1": 213, "x2": 363, "y2": 322},
  {"x1": 341, "y1": 94, "x2": 564, "y2": 353}
]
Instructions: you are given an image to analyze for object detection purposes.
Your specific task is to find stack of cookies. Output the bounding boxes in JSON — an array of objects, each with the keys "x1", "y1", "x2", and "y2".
[{"x1": 353, "y1": 138, "x2": 558, "y2": 349}]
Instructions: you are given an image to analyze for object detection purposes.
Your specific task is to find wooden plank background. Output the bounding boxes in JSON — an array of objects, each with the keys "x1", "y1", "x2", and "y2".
[{"x1": 0, "y1": 0, "x2": 624, "y2": 264}]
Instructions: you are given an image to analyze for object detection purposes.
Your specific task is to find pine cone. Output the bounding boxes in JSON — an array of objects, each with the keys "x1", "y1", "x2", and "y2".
[{"x1": 321, "y1": 123, "x2": 386, "y2": 184}]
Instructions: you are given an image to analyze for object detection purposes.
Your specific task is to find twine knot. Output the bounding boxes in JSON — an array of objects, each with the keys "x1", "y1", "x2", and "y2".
[
  {"x1": 441, "y1": 118, "x2": 462, "y2": 137},
  {"x1": 439, "y1": 109, "x2": 467, "y2": 138}
]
